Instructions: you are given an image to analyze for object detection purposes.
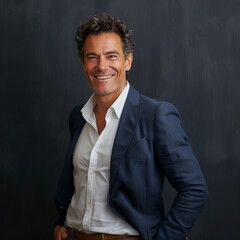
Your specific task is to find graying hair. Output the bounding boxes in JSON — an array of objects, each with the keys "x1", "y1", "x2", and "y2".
[{"x1": 75, "y1": 14, "x2": 134, "y2": 62}]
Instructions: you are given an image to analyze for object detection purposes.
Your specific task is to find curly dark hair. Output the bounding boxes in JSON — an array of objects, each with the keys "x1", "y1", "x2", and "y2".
[{"x1": 75, "y1": 14, "x2": 134, "y2": 62}]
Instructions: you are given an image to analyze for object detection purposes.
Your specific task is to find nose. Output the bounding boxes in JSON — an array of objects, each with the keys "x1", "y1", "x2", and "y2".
[{"x1": 96, "y1": 56, "x2": 108, "y2": 72}]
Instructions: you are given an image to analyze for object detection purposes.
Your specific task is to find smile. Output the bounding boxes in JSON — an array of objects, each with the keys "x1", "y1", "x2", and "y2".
[{"x1": 95, "y1": 75, "x2": 113, "y2": 80}]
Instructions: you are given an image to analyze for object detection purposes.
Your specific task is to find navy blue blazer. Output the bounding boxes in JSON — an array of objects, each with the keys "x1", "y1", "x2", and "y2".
[{"x1": 54, "y1": 86, "x2": 208, "y2": 240}]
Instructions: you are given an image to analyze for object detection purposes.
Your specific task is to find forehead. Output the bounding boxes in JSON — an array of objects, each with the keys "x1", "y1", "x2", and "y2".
[{"x1": 84, "y1": 32, "x2": 123, "y2": 54}]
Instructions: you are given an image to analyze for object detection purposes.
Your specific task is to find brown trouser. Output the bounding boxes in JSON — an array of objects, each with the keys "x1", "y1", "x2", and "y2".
[
  {"x1": 66, "y1": 226, "x2": 141, "y2": 240},
  {"x1": 66, "y1": 226, "x2": 188, "y2": 240}
]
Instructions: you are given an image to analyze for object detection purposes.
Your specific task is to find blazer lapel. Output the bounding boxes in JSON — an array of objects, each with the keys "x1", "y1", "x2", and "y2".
[{"x1": 109, "y1": 86, "x2": 143, "y2": 189}]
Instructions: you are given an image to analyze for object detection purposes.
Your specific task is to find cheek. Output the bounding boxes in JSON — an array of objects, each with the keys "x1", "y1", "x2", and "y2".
[
  {"x1": 83, "y1": 62, "x2": 94, "y2": 73},
  {"x1": 112, "y1": 61, "x2": 125, "y2": 72}
]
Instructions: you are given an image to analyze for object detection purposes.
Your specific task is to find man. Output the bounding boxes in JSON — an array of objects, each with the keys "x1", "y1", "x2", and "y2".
[{"x1": 54, "y1": 14, "x2": 208, "y2": 240}]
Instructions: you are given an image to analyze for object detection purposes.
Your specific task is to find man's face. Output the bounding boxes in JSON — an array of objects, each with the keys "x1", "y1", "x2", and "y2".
[{"x1": 82, "y1": 32, "x2": 133, "y2": 98}]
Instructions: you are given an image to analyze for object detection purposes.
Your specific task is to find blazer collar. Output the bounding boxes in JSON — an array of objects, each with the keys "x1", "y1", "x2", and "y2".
[{"x1": 109, "y1": 86, "x2": 143, "y2": 188}]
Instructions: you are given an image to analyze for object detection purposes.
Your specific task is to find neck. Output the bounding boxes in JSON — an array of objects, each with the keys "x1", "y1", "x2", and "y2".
[
  {"x1": 93, "y1": 82, "x2": 127, "y2": 135},
  {"x1": 94, "y1": 99, "x2": 111, "y2": 117},
  {"x1": 94, "y1": 82, "x2": 127, "y2": 115},
  {"x1": 93, "y1": 93, "x2": 120, "y2": 135}
]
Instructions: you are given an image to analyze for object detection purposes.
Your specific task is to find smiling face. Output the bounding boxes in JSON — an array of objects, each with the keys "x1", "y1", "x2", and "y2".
[{"x1": 82, "y1": 32, "x2": 133, "y2": 99}]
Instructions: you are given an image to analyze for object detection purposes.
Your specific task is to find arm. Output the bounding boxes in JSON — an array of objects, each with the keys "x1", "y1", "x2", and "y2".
[
  {"x1": 53, "y1": 106, "x2": 83, "y2": 228},
  {"x1": 152, "y1": 102, "x2": 208, "y2": 240}
]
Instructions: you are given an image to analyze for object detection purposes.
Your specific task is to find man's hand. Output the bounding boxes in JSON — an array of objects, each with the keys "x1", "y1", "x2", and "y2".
[{"x1": 53, "y1": 225, "x2": 68, "y2": 240}]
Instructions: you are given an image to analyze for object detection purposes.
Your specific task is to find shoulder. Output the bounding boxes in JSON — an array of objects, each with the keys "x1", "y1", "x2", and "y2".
[
  {"x1": 68, "y1": 104, "x2": 84, "y2": 134},
  {"x1": 140, "y1": 96, "x2": 187, "y2": 145},
  {"x1": 138, "y1": 92, "x2": 180, "y2": 119},
  {"x1": 69, "y1": 105, "x2": 82, "y2": 124},
  {"x1": 127, "y1": 86, "x2": 181, "y2": 122}
]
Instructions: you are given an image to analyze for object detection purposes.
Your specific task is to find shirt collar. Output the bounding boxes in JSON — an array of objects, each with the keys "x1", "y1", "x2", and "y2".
[{"x1": 110, "y1": 81, "x2": 129, "y2": 119}]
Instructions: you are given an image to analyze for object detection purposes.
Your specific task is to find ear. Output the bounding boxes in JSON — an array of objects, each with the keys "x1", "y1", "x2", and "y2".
[{"x1": 125, "y1": 53, "x2": 133, "y2": 71}]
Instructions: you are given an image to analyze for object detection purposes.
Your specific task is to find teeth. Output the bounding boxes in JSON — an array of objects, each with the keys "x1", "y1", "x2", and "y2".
[{"x1": 96, "y1": 75, "x2": 112, "y2": 79}]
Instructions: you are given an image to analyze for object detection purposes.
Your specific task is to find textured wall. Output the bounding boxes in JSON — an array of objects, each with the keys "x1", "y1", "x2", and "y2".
[{"x1": 1, "y1": 0, "x2": 240, "y2": 239}]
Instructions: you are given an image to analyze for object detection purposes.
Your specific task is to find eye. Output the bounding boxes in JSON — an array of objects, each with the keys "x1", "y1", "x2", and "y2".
[
  {"x1": 87, "y1": 56, "x2": 97, "y2": 61},
  {"x1": 108, "y1": 55, "x2": 117, "y2": 59}
]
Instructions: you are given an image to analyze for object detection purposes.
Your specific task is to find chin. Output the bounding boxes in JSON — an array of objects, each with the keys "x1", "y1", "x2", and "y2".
[
  {"x1": 94, "y1": 87, "x2": 120, "y2": 96},
  {"x1": 94, "y1": 90, "x2": 113, "y2": 96}
]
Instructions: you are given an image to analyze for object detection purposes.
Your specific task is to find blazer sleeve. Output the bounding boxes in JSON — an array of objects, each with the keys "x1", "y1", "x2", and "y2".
[
  {"x1": 152, "y1": 102, "x2": 208, "y2": 240},
  {"x1": 54, "y1": 105, "x2": 83, "y2": 227}
]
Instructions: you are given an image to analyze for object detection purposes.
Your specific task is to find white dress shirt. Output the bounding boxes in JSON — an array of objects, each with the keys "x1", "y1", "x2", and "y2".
[{"x1": 65, "y1": 82, "x2": 139, "y2": 235}]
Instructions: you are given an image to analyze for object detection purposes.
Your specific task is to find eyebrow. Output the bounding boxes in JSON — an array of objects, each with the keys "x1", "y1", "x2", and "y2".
[
  {"x1": 85, "y1": 51, "x2": 120, "y2": 57},
  {"x1": 105, "y1": 51, "x2": 120, "y2": 55},
  {"x1": 86, "y1": 52, "x2": 98, "y2": 57}
]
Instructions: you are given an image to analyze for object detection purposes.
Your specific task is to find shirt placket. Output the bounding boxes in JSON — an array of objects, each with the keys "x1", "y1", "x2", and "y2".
[
  {"x1": 82, "y1": 108, "x2": 113, "y2": 232},
  {"x1": 82, "y1": 132, "x2": 98, "y2": 231}
]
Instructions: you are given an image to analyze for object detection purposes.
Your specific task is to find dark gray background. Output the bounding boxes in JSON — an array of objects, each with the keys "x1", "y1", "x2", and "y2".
[{"x1": 1, "y1": 0, "x2": 240, "y2": 239}]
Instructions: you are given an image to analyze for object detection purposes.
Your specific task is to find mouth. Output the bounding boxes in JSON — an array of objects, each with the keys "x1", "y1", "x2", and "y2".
[{"x1": 94, "y1": 75, "x2": 114, "y2": 80}]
